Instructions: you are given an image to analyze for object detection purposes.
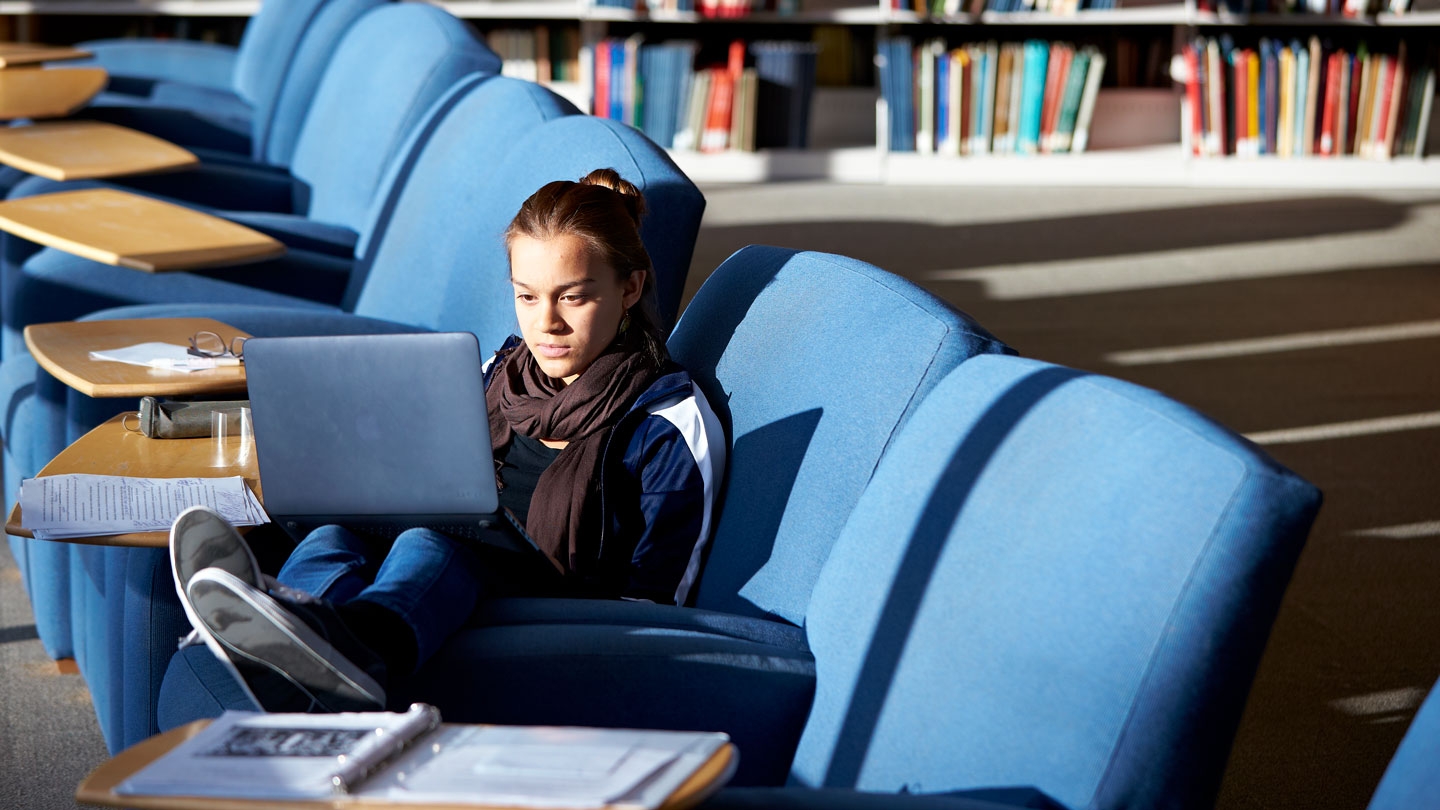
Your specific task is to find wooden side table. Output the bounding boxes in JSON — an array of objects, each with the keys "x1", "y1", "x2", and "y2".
[
  {"x1": 0, "y1": 121, "x2": 198, "y2": 180},
  {"x1": 6, "y1": 414, "x2": 262, "y2": 548},
  {"x1": 0, "y1": 188, "x2": 285, "y2": 272},
  {"x1": 0, "y1": 66, "x2": 107, "y2": 120},
  {"x1": 26, "y1": 317, "x2": 250, "y2": 399},
  {"x1": 0, "y1": 43, "x2": 91, "y2": 68}
]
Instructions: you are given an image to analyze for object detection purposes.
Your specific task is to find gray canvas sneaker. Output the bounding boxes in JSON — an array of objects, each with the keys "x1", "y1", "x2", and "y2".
[
  {"x1": 169, "y1": 502, "x2": 271, "y2": 705},
  {"x1": 186, "y1": 568, "x2": 387, "y2": 713},
  {"x1": 170, "y1": 505, "x2": 264, "y2": 627}
]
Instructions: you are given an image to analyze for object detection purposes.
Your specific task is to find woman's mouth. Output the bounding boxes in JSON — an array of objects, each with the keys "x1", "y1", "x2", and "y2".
[{"x1": 536, "y1": 343, "x2": 571, "y2": 358}]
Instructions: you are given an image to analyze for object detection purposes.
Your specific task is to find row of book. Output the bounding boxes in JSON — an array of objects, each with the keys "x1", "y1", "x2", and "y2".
[
  {"x1": 879, "y1": 37, "x2": 1108, "y2": 155},
  {"x1": 1181, "y1": 36, "x2": 1436, "y2": 158},
  {"x1": 592, "y1": 38, "x2": 819, "y2": 152},
  {"x1": 486, "y1": 27, "x2": 582, "y2": 85}
]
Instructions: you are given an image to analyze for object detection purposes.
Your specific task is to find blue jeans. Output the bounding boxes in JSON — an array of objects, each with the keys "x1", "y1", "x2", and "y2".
[{"x1": 276, "y1": 526, "x2": 490, "y2": 669}]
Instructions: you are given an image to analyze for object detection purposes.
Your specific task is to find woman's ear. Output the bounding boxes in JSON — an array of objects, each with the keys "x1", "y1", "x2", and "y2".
[{"x1": 622, "y1": 269, "x2": 647, "y2": 309}]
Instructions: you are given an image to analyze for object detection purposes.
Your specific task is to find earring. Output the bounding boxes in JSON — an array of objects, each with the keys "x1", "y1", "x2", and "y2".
[{"x1": 619, "y1": 310, "x2": 632, "y2": 334}]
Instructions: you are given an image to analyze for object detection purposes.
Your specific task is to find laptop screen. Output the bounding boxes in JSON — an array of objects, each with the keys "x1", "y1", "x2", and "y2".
[{"x1": 244, "y1": 333, "x2": 499, "y2": 524}]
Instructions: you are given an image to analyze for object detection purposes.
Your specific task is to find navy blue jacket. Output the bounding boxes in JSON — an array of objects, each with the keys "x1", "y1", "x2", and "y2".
[{"x1": 486, "y1": 339, "x2": 725, "y2": 605}]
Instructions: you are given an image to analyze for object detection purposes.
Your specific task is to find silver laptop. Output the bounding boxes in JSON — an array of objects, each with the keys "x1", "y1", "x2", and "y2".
[{"x1": 244, "y1": 332, "x2": 542, "y2": 560}]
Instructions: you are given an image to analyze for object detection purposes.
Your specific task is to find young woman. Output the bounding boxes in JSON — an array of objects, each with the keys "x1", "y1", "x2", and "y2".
[{"x1": 171, "y1": 169, "x2": 724, "y2": 713}]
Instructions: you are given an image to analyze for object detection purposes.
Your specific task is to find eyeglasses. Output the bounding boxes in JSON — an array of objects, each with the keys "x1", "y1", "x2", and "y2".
[{"x1": 188, "y1": 331, "x2": 248, "y2": 361}]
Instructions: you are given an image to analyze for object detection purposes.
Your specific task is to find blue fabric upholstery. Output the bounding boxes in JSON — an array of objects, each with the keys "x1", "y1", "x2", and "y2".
[
  {"x1": 282, "y1": 4, "x2": 500, "y2": 232},
  {"x1": 1367, "y1": 676, "x2": 1440, "y2": 810},
  {"x1": 73, "y1": 39, "x2": 237, "y2": 95},
  {"x1": 158, "y1": 644, "x2": 259, "y2": 730},
  {"x1": 120, "y1": 546, "x2": 188, "y2": 748},
  {"x1": 671, "y1": 246, "x2": 1011, "y2": 625},
  {"x1": 1, "y1": 354, "x2": 70, "y2": 660},
  {"x1": 789, "y1": 355, "x2": 1320, "y2": 810},
  {"x1": 245, "y1": 0, "x2": 390, "y2": 168}
]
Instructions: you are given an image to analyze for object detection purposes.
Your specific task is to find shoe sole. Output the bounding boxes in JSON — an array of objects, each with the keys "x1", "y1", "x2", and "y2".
[
  {"x1": 188, "y1": 570, "x2": 385, "y2": 713},
  {"x1": 170, "y1": 506, "x2": 268, "y2": 709}
]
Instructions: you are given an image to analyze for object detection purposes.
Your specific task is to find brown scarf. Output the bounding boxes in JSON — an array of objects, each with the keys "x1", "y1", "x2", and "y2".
[{"x1": 486, "y1": 336, "x2": 663, "y2": 577}]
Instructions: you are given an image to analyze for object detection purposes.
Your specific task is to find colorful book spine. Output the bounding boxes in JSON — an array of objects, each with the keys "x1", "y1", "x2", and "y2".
[
  {"x1": 1071, "y1": 47, "x2": 1105, "y2": 154},
  {"x1": 1017, "y1": 39, "x2": 1048, "y2": 155}
]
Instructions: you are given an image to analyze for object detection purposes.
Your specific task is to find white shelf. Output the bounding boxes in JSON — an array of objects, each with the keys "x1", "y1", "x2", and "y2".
[
  {"x1": 669, "y1": 146, "x2": 885, "y2": 183},
  {"x1": 1375, "y1": 9, "x2": 1440, "y2": 23},
  {"x1": 671, "y1": 144, "x2": 1440, "y2": 186},
  {"x1": 1194, "y1": 9, "x2": 1378, "y2": 24}
]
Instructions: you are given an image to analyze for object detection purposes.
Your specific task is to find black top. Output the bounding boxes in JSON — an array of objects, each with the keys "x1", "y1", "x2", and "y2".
[{"x1": 497, "y1": 432, "x2": 563, "y2": 525}]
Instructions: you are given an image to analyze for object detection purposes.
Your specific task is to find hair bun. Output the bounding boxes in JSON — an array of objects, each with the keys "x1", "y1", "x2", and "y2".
[{"x1": 579, "y1": 168, "x2": 645, "y2": 227}]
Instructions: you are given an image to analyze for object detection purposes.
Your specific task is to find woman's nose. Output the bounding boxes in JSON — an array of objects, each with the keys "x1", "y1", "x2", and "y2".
[{"x1": 538, "y1": 300, "x2": 566, "y2": 332}]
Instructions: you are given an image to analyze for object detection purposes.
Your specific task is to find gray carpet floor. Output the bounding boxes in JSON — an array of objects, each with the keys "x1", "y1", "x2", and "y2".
[{"x1": 3, "y1": 182, "x2": 1437, "y2": 809}]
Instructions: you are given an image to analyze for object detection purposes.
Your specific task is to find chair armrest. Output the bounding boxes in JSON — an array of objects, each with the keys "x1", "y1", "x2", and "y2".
[
  {"x1": 222, "y1": 212, "x2": 357, "y2": 258},
  {"x1": 473, "y1": 597, "x2": 808, "y2": 650},
  {"x1": 84, "y1": 305, "x2": 429, "y2": 340},
  {"x1": 401, "y1": 619, "x2": 817, "y2": 787},
  {"x1": 116, "y1": 162, "x2": 301, "y2": 214},
  {"x1": 73, "y1": 105, "x2": 251, "y2": 158},
  {"x1": 74, "y1": 40, "x2": 237, "y2": 92}
]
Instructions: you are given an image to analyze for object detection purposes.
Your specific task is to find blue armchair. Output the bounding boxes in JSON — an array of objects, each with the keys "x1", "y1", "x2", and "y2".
[{"x1": 703, "y1": 353, "x2": 1320, "y2": 808}]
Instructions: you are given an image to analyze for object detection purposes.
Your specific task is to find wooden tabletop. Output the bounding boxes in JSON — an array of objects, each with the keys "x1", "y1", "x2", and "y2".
[
  {"x1": 76, "y1": 720, "x2": 738, "y2": 810},
  {"x1": 0, "y1": 66, "x2": 107, "y2": 119},
  {"x1": 6, "y1": 414, "x2": 262, "y2": 548},
  {"x1": 0, "y1": 188, "x2": 285, "y2": 272},
  {"x1": 0, "y1": 121, "x2": 198, "y2": 181},
  {"x1": 26, "y1": 317, "x2": 249, "y2": 399},
  {"x1": 0, "y1": 42, "x2": 91, "y2": 68}
]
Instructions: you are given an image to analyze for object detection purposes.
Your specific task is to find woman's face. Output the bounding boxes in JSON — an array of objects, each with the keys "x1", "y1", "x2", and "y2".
[{"x1": 509, "y1": 232, "x2": 645, "y2": 383}]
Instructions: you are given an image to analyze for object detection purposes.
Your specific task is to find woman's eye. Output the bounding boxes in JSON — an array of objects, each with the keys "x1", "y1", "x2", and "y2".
[{"x1": 562, "y1": 294, "x2": 587, "y2": 304}]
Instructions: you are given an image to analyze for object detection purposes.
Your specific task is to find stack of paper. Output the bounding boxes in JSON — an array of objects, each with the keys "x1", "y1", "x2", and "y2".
[
  {"x1": 20, "y1": 474, "x2": 266, "y2": 540},
  {"x1": 89, "y1": 342, "x2": 238, "y2": 373}
]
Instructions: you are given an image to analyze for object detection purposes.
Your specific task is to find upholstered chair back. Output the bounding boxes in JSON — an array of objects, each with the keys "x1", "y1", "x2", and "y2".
[
  {"x1": 794, "y1": 355, "x2": 1321, "y2": 810},
  {"x1": 668, "y1": 246, "x2": 1012, "y2": 625},
  {"x1": 285, "y1": 4, "x2": 500, "y2": 234}
]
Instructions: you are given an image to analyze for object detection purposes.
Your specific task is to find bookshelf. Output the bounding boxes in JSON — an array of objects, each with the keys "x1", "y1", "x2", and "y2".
[{"x1": 4, "y1": 0, "x2": 1439, "y2": 186}]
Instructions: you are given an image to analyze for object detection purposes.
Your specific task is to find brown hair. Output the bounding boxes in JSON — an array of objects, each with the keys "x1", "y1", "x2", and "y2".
[{"x1": 506, "y1": 168, "x2": 668, "y2": 368}]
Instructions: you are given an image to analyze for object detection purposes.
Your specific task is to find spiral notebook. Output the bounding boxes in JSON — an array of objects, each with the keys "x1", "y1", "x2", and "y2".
[{"x1": 114, "y1": 705, "x2": 734, "y2": 809}]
